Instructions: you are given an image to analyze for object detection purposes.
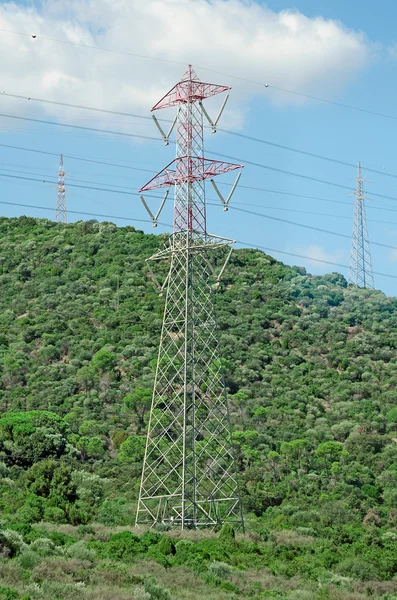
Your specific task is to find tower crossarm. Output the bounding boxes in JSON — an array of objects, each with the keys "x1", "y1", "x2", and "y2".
[
  {"x1": 139, "y1": 157, "x2": 243, "y2": 192},
  {"x1": 152, "y1": 65, "x2": 230, "y2": 111}
]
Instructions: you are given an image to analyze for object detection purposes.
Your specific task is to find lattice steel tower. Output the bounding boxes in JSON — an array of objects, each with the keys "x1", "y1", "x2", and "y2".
[
  {"x1": 348, "y1": 162, "x2": 374, "y2": 289},
  {"x1": 56, "y1": 154, "x2": 67, "y2": 224},
  {"x1": 136, "y1": 65, "x2": 244, "y2": 530}
]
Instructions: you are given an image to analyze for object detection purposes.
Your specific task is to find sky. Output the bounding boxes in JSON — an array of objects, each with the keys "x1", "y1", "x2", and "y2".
[{"x1": 1, "y1": 0, "x2": 397, "y2": 294}]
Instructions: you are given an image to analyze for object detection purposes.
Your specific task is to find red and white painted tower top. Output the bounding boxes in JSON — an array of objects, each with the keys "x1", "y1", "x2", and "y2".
[
  {"x1": 151, "y1": 65, "x2": 231, "y2": 111},
  {"x1": 139, "y1": 65, "x2": 243, "y2": 234}
]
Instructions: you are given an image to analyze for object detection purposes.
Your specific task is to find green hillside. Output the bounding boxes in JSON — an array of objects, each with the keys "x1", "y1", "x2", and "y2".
[{"x1": 1, "y1": 215, "x2": 397, "y2": 599}]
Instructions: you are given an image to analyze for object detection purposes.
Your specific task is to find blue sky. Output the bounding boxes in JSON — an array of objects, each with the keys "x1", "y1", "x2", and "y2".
[{"x1": 2, "y1": 0, "x2": 397, "y2": 294}]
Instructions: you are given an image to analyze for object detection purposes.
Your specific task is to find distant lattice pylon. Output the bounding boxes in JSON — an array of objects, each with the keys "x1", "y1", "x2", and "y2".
[
  {"x1": 56, "y1": 154, "x2": 67, "y2": 224},
  {"x1": 348, "y1": 162, "x2": 374, "y2": 289}
]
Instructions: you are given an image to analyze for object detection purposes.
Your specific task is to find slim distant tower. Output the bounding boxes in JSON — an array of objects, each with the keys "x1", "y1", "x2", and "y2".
[
  {"x1": 348, "y1": 162, "x2": 374, "y2": 289},
  {"x1": 136, "y1": 65, "x2": 244, "y2": 530},
  {"x1": 56, "y1": 154, "x2": 67, "y2": 224}
]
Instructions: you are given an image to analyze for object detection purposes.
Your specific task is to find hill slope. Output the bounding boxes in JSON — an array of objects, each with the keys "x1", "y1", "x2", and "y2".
[{"x1": 1, "y1": 216, "x2": 397, "y2": 598}]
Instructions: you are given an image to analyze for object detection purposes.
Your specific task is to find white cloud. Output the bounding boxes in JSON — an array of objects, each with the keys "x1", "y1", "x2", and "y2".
[
  {"x1": 0, "y1": 0, "x2": 371, "y2": 129},
  {"x1": 290, "y1": 244, "x2": 345, "y2": 271}
]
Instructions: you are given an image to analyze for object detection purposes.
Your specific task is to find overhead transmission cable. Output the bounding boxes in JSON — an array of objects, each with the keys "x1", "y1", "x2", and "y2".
[
  {"x1": 234, "y1": 240, "x2": 397, "y2": 282},
  {"x1": 5, "y1": 140, "x2": 397, "y2": 215},
  {"x1": 1, "y1": 27, "x2": 397, "y2": 123},
  {"x1": 3, "y1": 123, "x2": 397, "y2": 205},
  {"x1": 4, "y1": 162, "x2": 397, "y2": 223},
  {"x1": 0, "y1": 142, "x2": 155, "y2": 173},
  {"x1": 206, "y1": 202, "x2": 397, "y2": 251},
  {"x1": 0, "y1": 111, "x2": 164, "y2": 142},
  {"x1": 208, "y1": 151, "x2": 397, "y2": 205},
  {"x1": 0, "y1": 198, "x2": 166, "y2": 225},
  {"x1": 1, "y1": 169, "x2": 397, "y2": 252},
  {"x1": 0, "y1": 165, "x2": 144, "y2": 192},
  {"x1": 0, "y1": 142, "x2": 360, "y2": 206},
  {"x1": 0, "y1": 195, "x2": 395, "y2": 282},
  {"x1": 2, "y1": 93, "x2": 397, "y2": 183},
  {"x1": 0, "y1": 171, "x2": 164, "y2": 199}
]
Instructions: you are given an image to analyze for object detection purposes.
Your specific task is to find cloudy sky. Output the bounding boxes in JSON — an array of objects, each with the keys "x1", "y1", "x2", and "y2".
[{"x1": 1, "y1": 0, "x2": 397, "y2": 293}]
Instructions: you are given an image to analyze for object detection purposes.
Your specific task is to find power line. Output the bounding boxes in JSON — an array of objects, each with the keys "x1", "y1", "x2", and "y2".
[
  {"x1": 0, "y1": 163, "x2": 354, "y2": 214},
  {"x1": 0, "y1": 141, "x2": 362, "y2": 209},
  {"x1": 5, "y1": 90, "x2": 397, "y2": 197},
  {"x1": 210, "y1": 151, "x2": 397, "y2": 205},
  {"x1": 0, "y1": 165, "x2": 366, "y2": 222},
  {"x1": 217, "y1": 129, "x2": 397, "y2": 183},
  {"x1": 0, "y1": 160, "x2": 150, "y2": 182},
  {"x1": 1, "y1": 27, "x2": 396, "y2": 124},
  {"x1": 0, "y1": 195, "x2": 395, "y2": 283},
  {"x1": 0, "y1": 142, "x2": 156, "y2": 173},
  {"x1": 0, "y1": 157, "x2": 397, "y2": 237},
  {"x1": 2, "y1": 139, "x2": 396, "y2": 209},
  {"x1": 212, "y1": 203, "x2": 397, "y2": 251},
  {"x1": 0, "y1": 198, "x2": 170, "y2": 227},
  {"x1": 1, "y1": 168, "x2": 397, "y2": 251},
  {"x1": 231, "y1": 201, "x2": 397, "y2": 225},
  {"x1": 0, "y1": 27, "x2": 187, "y2": 65},
  {"x1": 0, "y1": 143, "x2": 351, "y2": 203},
  {"x1": 0, "y1": 171, "x2": 163, "y2": 199},
  {"x1": 0, "y1": 111, "x2": 165, "y2": 142},
  {"x1": 0, "y1": 166, "x2": 142, "y2": 192},
  {"x1": 234, "y1": 240, "x2": 396, "y2": 282},
  {"x1": 0, "y1": 91, "x2": 154, "y2": 120},
  {"x1": 5, "y1": 90, "x2": 397, "y2": 184},
  {"x1": 3, "y1": 140, "x2": 397, "y2": 227}
]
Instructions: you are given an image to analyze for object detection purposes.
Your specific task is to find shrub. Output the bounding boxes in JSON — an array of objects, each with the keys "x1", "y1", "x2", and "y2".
[
  {"x1": 383, "y1": 532, "x2": 397, "y2": 543},
  {"x1": 97, "y1": 499, "x2": 132, "y2": 526},
  {"x1": 144, "y1": 578, "x2": 171, "y2": 600},
  {"x1": 71, "y1": 470, "x2": 106, "y2": 506},
  {"x1": 208, "y1": 561, "x2": 233, "y2": 580},
  {"x1": 43, "y1": 506, "x2": 66, "y2": 524},
  {"x1": 139, "y1": 531, "x2": 161, "y2": 550},
  {"x1": 133, "y1": 587, "x2": 150, "y2": 600},
  {"x1": 18, "y1": 550, "x2": 41, "y2": 569},
  {"x1": 67, "y1": 541, "x2": 96, "y2": 563},
  {"x1": 5, "y1": 523, "x2": 36, "y2": 542},
  {"x1": 337, "y1": 558, "x2": 379, "y2": 581},
  {"x1": 46, "y1": 531, "x2": 76, "y2": 547},
  {"x1": 219, "y1": 523, "x2": 235, "y2": 542},
  {"x1": 157, "y1": 536, "x2": 175, "y2": 556},
  {"x1": 0, "y1": 588, "x2": 19, "y2": 600},
  {"x1": 2, "y1": 529, "x2": 28, "y2": 556},
  {"x1": 106, "y1": 531, "x2": 142, "y2": 560},
  {"x1": 30, "y1": 538, "x2": 62, "y2": 557},
  {"x1": 386, "y1": 407, "x2": 397, "y2": 424}
]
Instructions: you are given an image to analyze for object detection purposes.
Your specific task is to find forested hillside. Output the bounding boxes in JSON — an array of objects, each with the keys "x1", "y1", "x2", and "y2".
[{"x1": 1, "y1": 215, "x2": 397, "y2": 599}]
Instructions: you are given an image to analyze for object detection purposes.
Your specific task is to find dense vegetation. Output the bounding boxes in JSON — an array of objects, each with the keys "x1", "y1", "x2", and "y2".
[{"x1": 1, "y1": 215, "x2": 397, "y2": 599}]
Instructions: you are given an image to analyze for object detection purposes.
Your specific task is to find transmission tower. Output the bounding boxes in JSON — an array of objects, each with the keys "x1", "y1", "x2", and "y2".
[
  {"x1": 348, "y1": 162, "x2": 374, "y2": 289},
  {"x1": 56, "y1": 154, "x2": 67, "y2": 223},
  {"x1": 136, "y1": 65, "x2": 244, "y2": 530}
]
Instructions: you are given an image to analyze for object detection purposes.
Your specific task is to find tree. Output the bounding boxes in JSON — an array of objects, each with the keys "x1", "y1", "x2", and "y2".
[
  {"x1": 124, "y1": 389, "x2": 152, "y2": 431},
  {"x1": 315, "y1": 442, "x2": 344, "y2": 475},
  {"x1": 118, "y1": 436, "x2": 146, "y2": 464},
  {"x1": 90, "y1": 349, "x2": 117, "y2": 373}
]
